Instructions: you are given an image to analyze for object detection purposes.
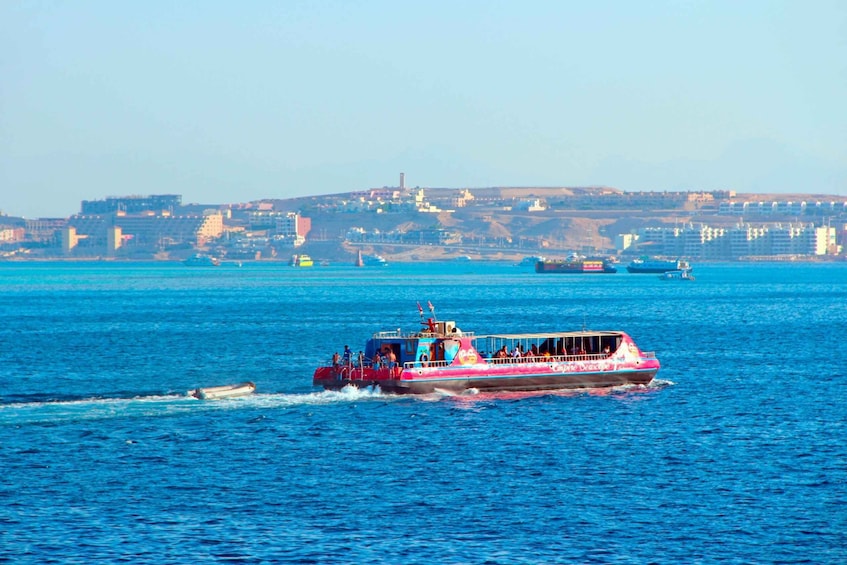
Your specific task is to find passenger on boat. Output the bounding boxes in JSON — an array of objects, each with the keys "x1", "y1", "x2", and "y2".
[
  {"x1": 512, "y1": 344, "x2": 523, "y2": 359},
  {"x1": 342, "y1": 345, "x2": 351, "y2": 365},
  {"x1": 496, "y1": 346, "x2": 509, "y2": 362},
  {"x1": 372, "y1": 351, "x2": 382, "y2": 368},
  {"x1": 332, "y1": 352, "x2": 340, "y2": 368},
  {"x1": 603, "y1": 345, "x2": 611, "y2": 355}
]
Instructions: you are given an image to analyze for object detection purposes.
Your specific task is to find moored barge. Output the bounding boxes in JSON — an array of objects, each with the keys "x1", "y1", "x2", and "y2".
[{"x1": 535, "y1": 255, "x2": 617, "y2": 274}]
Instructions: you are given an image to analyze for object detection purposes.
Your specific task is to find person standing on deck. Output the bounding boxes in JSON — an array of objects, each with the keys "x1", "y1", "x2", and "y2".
[{"x1": 388, "y1": 349, "x2": 398, "y2": 375}]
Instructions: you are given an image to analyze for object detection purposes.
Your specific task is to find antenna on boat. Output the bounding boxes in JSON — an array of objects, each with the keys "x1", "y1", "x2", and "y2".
[{"x1": 427, "y1": 301, "x2": 437, "y2": 323}]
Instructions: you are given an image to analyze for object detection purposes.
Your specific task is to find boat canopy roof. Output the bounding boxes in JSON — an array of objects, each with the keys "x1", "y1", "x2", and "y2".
[
  {"x1": 370, "y1": 329, "x2": 626, "y2": 341},
  {"x1": 472, "y1": 330, "x2": 624, "y2": 340}
]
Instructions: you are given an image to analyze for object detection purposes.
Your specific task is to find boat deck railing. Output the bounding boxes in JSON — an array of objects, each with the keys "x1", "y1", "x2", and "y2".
[
  {"x1": 482, "y1": 352, "x2": 611, "y2": 364},
  {"x1": 402, "y1": 359, "x2": 452, "y2": 369},
  {"x1": 332, "y1": 350, "x2": 654, "y2": 373},
  {"x1": 401, "y1": 352, "x2": 615, "y2": 370},
  {"x1": 373, "y1": 330, "x2": 476, "y2": 339}
]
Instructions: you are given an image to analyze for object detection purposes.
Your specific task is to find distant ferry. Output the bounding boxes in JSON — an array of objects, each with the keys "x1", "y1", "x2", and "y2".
[
  {"x1": 518, "y1": 255, "x2": 546, "y2": 267},
  {"x1": 364, "y1": 254, "x2": 388, "y2": 266},
  {"x1": 626, "y1": 257, "x2": 690, "y2": 274},
  {"x1": 183, "y1": 253, "x2": 220, "y2": 267},
  {"x1": 313, "y1": 305, "x2": 659, "y2": 394},
  {"x1": 289, "y1": 254, "x2": 314, "y2": 267},
  {"x1": 355, "y1": 250, "x2": 388, "y2": 267},
  {"x1": 535, "y1": 255, "x2": 617, "y2": 274}
]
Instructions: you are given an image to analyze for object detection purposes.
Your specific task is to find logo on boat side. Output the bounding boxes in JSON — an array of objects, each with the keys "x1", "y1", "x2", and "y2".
[{"x1": 456, "y1": 349, "x2": 478, "y2": 365}]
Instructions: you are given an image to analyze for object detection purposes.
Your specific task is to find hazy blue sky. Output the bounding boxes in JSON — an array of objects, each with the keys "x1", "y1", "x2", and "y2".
[{"x1": 2, "y1": 1, "x2": 845, "y2": 218}]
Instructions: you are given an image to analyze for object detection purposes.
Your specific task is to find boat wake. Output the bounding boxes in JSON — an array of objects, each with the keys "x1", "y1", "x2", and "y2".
[
  {"x1": 0, "y1": 386, "x2": 410, "y2": 425},
  {"x1": 433, "y1": 379, "x2": 675, "y2": 405},
  {"x1": 0, "y1": 393, "x2": 195, "y2": 426},
  {"x1": 1, "y1": 379, "x2": 677, "y2": 425}
]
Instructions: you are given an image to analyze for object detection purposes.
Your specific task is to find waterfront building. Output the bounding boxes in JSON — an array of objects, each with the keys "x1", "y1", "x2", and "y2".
[
  {"x1": 80, "y1": 194, "x2": 181, "y2": 215},
  {"x1": 66, "y1": 210, "x2": 223, "y2": 252},
  {"x1": 625, "y1": 221, "x2": 837, "y2": 259},
  {"x1": 728, "y1": 224, "x2": 769, "y2": 258}
]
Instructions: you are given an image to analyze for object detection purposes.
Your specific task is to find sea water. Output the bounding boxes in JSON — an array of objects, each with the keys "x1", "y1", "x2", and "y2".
[{"x1": 0, "y1": 261, "x2": 845, "y2": 564}]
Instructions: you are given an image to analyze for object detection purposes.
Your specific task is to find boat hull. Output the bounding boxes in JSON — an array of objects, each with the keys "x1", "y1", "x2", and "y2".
[{"x1": 314, "y1": 359, "x2": 658, "y2": 395}]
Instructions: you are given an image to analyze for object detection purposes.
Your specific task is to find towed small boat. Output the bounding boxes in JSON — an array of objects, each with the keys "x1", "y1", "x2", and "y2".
[
  {"x1": 189, "y1": 381, "x2": 256, "y2": 400},
  {"x1": 313, "y1": 305, "x2": 660, "y2": 394}
]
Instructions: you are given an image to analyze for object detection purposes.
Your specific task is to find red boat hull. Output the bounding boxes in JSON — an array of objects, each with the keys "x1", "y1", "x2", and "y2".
[{"x1": 314, "y1": 357, "x2": 659, "y2": 395}]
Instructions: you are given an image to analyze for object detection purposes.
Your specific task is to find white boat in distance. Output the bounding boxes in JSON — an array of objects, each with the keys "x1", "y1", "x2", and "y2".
[
  {"x1": 659, "y1": 269, "x2": 695, "y2": 281},
  {"x1": 188, "y1": 381, "x2": 256, "y2": 400}
]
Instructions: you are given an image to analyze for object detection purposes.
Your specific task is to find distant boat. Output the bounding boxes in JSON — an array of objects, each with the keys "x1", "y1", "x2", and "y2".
[
  {"x1": 518, "y1": 255, "x2": 545, "y2": 267},
  {"x1": 355, "y1": 251, "x2": 387, "y2": 267},
  {"x1": 183, "y1": 254, "x2": 220, "y2": 267},
  {"x1": 659, "y1": 269, "x2": 695, "y2": 281},
  {"x1": 289, "y1": 254, "x2": 314, "y2": 267},
  {"x1": 364, "y1": 254, "x2": 388, "y2": 266},
  {"x1": 535, "y1": 255, "x2": 617, "y2": 274},
  {"x1": 188, "y1": 381, "x2": 256, "y2": 400},
  {"x1": 627, "y1": 257, "x2": 690, "y2": 273}
]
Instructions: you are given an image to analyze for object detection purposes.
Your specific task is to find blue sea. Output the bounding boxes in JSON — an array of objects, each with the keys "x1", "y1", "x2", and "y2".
[{"x1": 1, "y1": 260, "x2": 845, "y2": 564}]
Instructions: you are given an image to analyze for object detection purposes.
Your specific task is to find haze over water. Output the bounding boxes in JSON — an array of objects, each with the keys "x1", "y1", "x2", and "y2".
[{"x1": 1, "y1": 261, "x2": 845, "y2": 563}]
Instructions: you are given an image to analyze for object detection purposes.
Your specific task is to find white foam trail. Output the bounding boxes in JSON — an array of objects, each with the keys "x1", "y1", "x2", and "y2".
[
  {"x1": 650, "y1": 378, "x2": 675, "y2": 388},
  {"x1": 0, "y1": 386, "x2": 407, "y2": 425},
  {"x1": 1, "y1": 380, "x2": 674, "y2": 425},
  {"x1": 243, "y1": 386, "x2": 401, "y2": 407}
]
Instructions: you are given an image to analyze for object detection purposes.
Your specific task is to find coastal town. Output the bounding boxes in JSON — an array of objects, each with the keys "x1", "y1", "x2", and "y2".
[{"x1": 1, "y1": 175, "x2": 846, "y2": 263}]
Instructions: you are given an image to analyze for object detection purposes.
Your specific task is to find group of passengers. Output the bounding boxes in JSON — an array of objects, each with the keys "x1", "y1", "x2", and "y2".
[
  {"x1": 372, "y1": 348, "x2": 398, "y2": 371},
  {"x1": 334, "y1": 345, "x2": 397, "y2": 368},
  {"x1": 332, "y1": 345, "x2": 398, "y2": 377},
  {"x1": 491, "y1": 344, "x2": 543, "y2": 362},
  {"x1": 487, "y1": 342, "x2": 613, "y2": 362}
]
